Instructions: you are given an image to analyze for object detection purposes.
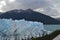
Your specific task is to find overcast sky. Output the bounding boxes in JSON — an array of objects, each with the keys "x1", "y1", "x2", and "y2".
[{"x1": 0, "y1": 0, "x2": 60, "y2": 18}]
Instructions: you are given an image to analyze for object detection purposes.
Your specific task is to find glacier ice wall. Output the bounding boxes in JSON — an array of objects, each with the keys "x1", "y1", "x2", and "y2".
[{"x1": 0, "y1": 19, "x2": 46, "y2": 38}]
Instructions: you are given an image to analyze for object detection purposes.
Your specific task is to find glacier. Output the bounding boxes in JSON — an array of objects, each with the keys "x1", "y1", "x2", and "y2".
[{"x1": 0, "y1": 19, "x2": 47, "y2": 40}]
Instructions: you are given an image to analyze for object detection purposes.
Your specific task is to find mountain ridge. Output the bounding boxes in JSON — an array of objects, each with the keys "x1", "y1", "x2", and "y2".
[{"x1": 0, "y1": 9, "x2": 60, "y2": 24}]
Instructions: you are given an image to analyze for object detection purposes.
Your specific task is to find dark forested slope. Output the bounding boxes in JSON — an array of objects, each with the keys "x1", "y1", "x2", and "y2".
[{"x1": 0, "y1": 9, "x2": 60, "y2": 24}]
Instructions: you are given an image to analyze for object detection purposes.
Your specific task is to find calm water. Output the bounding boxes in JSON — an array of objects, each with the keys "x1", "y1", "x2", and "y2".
[{"x1": 44, "y1": 25, "x2": 60, "y2": 31}]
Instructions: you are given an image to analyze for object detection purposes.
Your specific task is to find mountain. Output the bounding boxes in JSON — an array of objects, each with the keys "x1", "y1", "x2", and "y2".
[
  {"x1": 0, "y1": 9, "x2": 60, "y2": 24},
  {"x1": 0, "y1": 12, "x2": 2, "y2": 15},
  {"x1": 56, "y1": 18, "x2": 60, "y2": 21}
]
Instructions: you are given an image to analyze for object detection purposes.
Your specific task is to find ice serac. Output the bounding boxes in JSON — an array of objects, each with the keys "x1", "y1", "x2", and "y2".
[{"x1": 0, "y1": 19, "x2": 45, "y2": 38}]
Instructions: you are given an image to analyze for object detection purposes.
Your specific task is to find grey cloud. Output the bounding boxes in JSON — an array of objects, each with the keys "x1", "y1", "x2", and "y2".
[
  {"x1": 17, "y1": 0, "x2": 53, "y2": 9},
  {"x1": 1, "y1": 0, "x2": 60, "y2": 18},
  {"x1": 3, "y1": 0, "x2": 53, "y2": 11}
]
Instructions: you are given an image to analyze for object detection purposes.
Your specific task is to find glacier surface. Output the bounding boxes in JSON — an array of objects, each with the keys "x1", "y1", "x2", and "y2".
[{"x1": 0, "y1": 19, "x2": 46, "y2": 39}]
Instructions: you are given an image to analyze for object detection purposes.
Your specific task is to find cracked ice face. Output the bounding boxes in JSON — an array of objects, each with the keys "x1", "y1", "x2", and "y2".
[{"x1": 0, "y1": 19, "x2": 45, "y2": 37}]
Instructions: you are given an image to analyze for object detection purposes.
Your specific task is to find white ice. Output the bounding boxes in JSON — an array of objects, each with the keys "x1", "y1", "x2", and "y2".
[{"x1": 0, "y1": 19, "x2": 46, "y2": 39}]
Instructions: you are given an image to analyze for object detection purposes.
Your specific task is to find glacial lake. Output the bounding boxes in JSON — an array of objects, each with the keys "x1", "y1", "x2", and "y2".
[{"x1": 44, "y1": 25, "x2": 60, "y2": 31}]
